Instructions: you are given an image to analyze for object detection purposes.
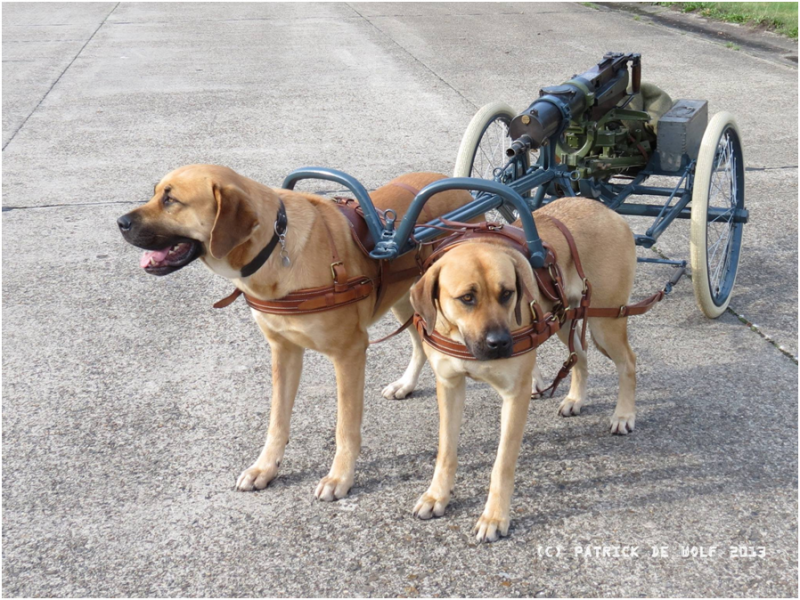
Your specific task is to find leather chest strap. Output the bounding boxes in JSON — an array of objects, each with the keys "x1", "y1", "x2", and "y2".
[
  {"x1": 412, "y1": 313, "x2": 562, "y2": 361},
  {"x1": 213, "y1": 206, "x2": 373, "y2": 314},
  {"x1": 213, "y1": 276, "x2": 375, "y2": 315}
]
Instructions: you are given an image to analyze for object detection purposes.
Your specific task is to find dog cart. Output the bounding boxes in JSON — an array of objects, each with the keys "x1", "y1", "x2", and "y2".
[{"x1": 282, "y1": 52, "x2": 747, "y2": 318}]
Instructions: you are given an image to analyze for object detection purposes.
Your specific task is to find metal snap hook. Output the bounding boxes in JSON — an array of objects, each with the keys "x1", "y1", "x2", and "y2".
[{"x1": 384, "y1": 209, "x2": 397, "y2": 232}]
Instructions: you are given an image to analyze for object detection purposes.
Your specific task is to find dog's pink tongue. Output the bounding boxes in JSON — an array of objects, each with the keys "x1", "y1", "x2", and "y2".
[{"x1": 140, "y1": 248, "x2": 170, "y2": 268}]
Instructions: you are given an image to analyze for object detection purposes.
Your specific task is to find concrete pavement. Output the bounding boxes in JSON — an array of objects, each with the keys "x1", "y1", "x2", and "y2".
[{"x1": 3, "y1": 3, "x2": 797, "y2": 596}]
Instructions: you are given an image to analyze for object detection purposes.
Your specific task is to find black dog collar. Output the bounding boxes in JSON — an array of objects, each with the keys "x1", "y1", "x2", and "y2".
[{"x1": 240, "y1": 200, "x2": 287, "y2": 278}]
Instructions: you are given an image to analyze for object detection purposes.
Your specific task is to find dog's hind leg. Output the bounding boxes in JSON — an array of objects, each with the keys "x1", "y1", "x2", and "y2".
[
  {"x1": 556, "y1": 323, "x2": 590, "y2": 417},
  {"x1": 530, "y1": 361, "x2": 546, "y2": 398},
  {"x1": 588, "y1": 317, "x2": 637, "y2": 435},
  {"x1": 382, "y1": 293, "x2": 427, "y2": 400},
  {"x1": 236, "y1": 336, "x2": 304, "y2": 491},
  {"x1": 315, "y1": 339, "x2": 368, "y2": 501}
]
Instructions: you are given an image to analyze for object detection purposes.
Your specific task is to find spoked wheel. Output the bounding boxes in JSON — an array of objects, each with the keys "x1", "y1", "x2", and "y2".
[
  {"x1": 454, "y1": 102, "x2": 535, "y2": 221},
  {"x1": 690, "y1": 112, "x2": 745, "y2": 318}
]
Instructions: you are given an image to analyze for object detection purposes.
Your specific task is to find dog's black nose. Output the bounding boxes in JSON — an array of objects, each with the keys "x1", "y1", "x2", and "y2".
[
  {"x1": 485, "y1": 330, "x2": 512, "y2": 351},
  {"x1": 117, "y1": 215, "x2": 133, "y2": 231}
]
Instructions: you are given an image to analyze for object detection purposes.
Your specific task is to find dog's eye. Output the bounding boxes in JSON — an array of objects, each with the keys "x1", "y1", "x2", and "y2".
[
  {"x1": 499, "y1": 289, "x2": 514, "y2": 303},
  {"x1": 459, "y1": 293, "x2": 475, "y2": 305}
]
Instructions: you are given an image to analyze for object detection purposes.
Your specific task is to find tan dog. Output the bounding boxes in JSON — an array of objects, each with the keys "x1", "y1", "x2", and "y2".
[
  {"x1": 409, "y1": 197, "x2": 637, "y2": 542},
  {"x1": 117, "y1": 165, "x2": 475, "y2": 500}
]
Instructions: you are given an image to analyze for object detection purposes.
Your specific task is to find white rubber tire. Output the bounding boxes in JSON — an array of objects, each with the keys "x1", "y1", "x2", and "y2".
[
  {"x1": 690, "y1": 111, "x2": 744, "y2": 318},
  {"x1": 454, "y1": 102, "x2": 517, "y2": 178}
]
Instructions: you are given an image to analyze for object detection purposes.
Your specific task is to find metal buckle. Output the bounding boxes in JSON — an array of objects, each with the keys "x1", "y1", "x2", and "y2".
[
  {"x1": 548, "y1": 264, "x2": 559, "y2": 282},
  {"x1": 529, "y1": 300, "x2": 539, "y2": 320},
  {"x1": 330, "y1": 261, "x2": 343, "y2": 280},
  {"x1": 554, "y1": 304, "x2": 567, "y2": 323},
  {"x1": 582, "y1": 278, "x2": 589, "y2": 294},
  {"x1": 618, "y1": 305, "x2": 626, "y2": 318}
]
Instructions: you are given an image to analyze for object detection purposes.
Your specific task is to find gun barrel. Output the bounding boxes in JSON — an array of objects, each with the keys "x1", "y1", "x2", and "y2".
[
  {"x1": 507, "y1": 52, "x2": 638, "y2": 150},
  {"x1": 506, "y1": 136, "x2": 533, "y2": 158},
  {"x1": 508, "y1": 89, "x2": 586, "y2": 150}
]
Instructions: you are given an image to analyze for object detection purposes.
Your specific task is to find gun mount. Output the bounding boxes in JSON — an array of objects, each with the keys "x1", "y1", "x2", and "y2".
[{"x1": 507, "y1": 52, "x2": 657, "y2": 181}]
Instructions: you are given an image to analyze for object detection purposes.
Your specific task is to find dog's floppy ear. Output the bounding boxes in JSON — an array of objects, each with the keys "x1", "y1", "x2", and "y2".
[
  {"x1": 410, "y1": 263, "x2": 441, "y2": 336},
  {"x1": 209, "y1": 183, "x2": 258, "y2": 259},
  {"x1": 514, "y1": 266, "x2": 524, "y2": 326},
  {"x1": 510, "y1": 251, "x2": 536, "y2": 327}
]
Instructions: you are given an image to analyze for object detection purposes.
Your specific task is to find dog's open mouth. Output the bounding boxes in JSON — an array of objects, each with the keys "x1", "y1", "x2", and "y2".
[{"x1": 139, "y1": 240, "x2": 202, "y2": 276}]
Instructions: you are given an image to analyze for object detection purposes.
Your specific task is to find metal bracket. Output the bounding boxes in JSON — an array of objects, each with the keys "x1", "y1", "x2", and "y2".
[{"x1": 281, "y1": 167, "x2": 384, "y2": 246}]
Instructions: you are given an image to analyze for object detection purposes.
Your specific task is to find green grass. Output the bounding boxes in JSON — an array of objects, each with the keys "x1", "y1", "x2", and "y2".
[{"x1": 658, "y1": 2, "x2": 798, "y2": 38}]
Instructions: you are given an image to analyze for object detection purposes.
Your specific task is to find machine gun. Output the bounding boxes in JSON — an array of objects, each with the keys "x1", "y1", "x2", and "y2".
[
  {"x1": 507, "y1": 52, "x2": 658, "y2": 181},
  {"x1": 283, "y1": 49, "x2": 744, "y2": 319}
]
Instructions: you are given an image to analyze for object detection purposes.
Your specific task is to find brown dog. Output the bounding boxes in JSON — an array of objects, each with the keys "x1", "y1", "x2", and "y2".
[
  {"x1": 409, "y1": 197, "x2": 637, "y2": 542},
  {"x1": 117, "y1": 165, "x2": 475, "y2": 500}
]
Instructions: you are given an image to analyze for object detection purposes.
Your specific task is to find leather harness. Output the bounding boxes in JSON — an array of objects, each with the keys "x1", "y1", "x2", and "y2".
[
  {"x1": 211, "y1": 185, "x2": 665, "y2": 388},
  {"x1": 213, "y1": 183, "x2": 423, "y2": 318},
  {"x1": 411, "y1": 217, "x2": 665, "y2": 396}
]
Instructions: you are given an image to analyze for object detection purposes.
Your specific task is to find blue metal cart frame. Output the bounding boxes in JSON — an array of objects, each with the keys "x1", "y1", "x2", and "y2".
[{"x1": 283, "y1": 136, "x2": 746, "y2": 260}]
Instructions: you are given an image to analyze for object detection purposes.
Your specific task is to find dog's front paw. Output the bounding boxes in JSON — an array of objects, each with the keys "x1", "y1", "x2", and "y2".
[
  {"x1": 610, "y1": 412, "x2": 635, "y2": 435},
  {"x1": 382, "y1": 377, "x2": 416, "y2": 400},
  {"x1": 558, "y1": 397, "x2": 584, "y2": 417},
  {"x1": 236, "y1": 463, "x2": 279, "y2": 491},
  {"x1": 314, "y1": 474, "x2": 353, "y2": 502},
  {"x1": 473, "y1": 511, "x2": 510, "y2": 543},
  {"x1": 413, "y1": 490, "x2": 450, "y2": 520}
]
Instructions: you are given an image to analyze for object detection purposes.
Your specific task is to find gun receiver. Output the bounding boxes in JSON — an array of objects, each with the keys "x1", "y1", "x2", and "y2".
[{"x1": 507, "y1": 52, "x2": 641, "y2": 156}]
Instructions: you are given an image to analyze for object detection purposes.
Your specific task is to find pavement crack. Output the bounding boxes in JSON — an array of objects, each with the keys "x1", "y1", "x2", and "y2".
[
  {"x1": 744, "y1": 165, "x2": 798, "y2": 172},
  {"x1": 650, "y1": 245, "x2": 798, "y2": 364},
  {"x1": 110, "y1": 16, "x2": 364, "y2": 25},
  {"x1": 346, "y1": 3, "x2": 478, "y2": 111},
  {"x1": 2, "y1": 2, "x2": 120, "y2": 152},
  {"x1": 3, "y1": 200, "x2": 137, "y2": 212}
]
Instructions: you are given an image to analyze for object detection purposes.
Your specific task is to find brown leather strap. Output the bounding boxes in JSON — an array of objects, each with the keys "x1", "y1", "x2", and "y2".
[
  {"x1": 332, "y1": 196, "x2": 424, "y2": 317},
  {"x1": 412, "y1": 219, "x2": 667, "y2": 398},
  {"x1": 531, "y1": 247, "x2": 566, "y2": 306},
  {"x1": 538, "y1": 345, "x2": 579, "y2": 398},
  {"x1": 214, "y1": 276, "x2": 375, "y2": 315},
  {"x1": 334, "y1": 197, "x2": 380, "y2": 254},
  {"x1": 547, "y1": 216, "x2": 587, "y2": 280},
  {"x1": 318, "y1": 210, "x2": 348, "y2": 292},
  {"x1": 547, "y1": 215, "x2": 592, "y2": 351},
  {"x1": 370, "y1": 314, "x2": 414, "y2": 345},
  {"x1": 422, "y1": 222, "x2": 564, "y2": 313},
  {"x1": 214, "y1": 206, "x2": 374, "y2": 315},
  {"x1": 213, "y1": 288, "x2": 243, "y2": 309},
  {"x1": 581, "y1": 290, "x2": 665, "y2": 318},
  {"x1": 413, "y1": 310, "x2": 562, "y2": 361},
  {"x1": 243, "y1": 277, "x2": 374, "y2": 315},
  {"x1": 422, "y1": 222, "x2": 532, "y2": 272}
]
